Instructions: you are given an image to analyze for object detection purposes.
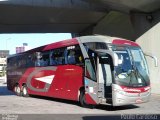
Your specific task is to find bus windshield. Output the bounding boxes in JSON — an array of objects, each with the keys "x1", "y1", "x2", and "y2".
[{"x1": 112, "y1": 46, "x2": 150, "y2": 87}]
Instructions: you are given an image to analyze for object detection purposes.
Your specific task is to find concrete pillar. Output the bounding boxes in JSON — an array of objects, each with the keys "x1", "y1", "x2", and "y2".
[
  {"x1": 131, "y1": 10, "x2": 160, "y2": 40},
  {"x1": 92, "y1": 10, "x2": 160, "y2": 40},
  {"x1": 135, "y1": 10, "x2": 160, "y2": 94},
  {"x1": 136, "y1": 22, "x2": 160, "y2": 94}
]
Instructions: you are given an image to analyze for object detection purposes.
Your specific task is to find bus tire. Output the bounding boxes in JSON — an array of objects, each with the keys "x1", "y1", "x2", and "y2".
[
  {"x1": 14, "y1": 85, "x2": 21, "y2": 96},
  {"x1": 79, "y1": 91, "x2": 87, "y2": 107},
  {"x1": 22, "y1": 85, "x2": 29, "y2": 97},
  {"x1": 79, "y1": 91, "x2": 94, "y2": 108},
  {"x1": 79, "y1": 91, "x2": 95, "y2": 109}
]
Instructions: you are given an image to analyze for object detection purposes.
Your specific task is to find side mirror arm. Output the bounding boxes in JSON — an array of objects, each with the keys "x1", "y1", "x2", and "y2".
[{"x1": 144, "y1": 52, "x2": 158, "y2": 67}]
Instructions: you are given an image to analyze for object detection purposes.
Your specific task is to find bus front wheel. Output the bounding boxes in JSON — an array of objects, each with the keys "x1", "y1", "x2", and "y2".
[
  {"x1": 79, "y1": 91, "x2": 95, "y2": 108},
  {"x1": 79, "y1": 91, "x2": 94, "y2": 108},
  {"x1": 79, "y1": 91, "x2": 87, "y2": 107}
]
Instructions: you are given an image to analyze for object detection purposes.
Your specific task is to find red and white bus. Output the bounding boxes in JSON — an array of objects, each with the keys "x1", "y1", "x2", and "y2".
[{"x1": 7, "y1": 35, "x2": 153, "y2": 107}]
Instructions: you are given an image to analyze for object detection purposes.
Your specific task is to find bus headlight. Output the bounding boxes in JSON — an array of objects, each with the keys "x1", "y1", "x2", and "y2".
[{"x1": 113, "y1": 89, "x2": 126, "y2": 95}]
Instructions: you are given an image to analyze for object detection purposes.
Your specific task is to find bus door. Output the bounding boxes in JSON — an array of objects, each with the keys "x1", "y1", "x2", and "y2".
[
  {"x1": 97, "y1": 54, "x2": 113, "y2": 102},
  {"x1": 84, "y1": 58, "x2": 99, "y2": 105}
]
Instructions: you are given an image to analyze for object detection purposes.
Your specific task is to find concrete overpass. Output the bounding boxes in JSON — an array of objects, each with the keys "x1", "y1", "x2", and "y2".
[
  {"x1": 0, "y1": 0, "x2": 160, "y2": 40},
  {"x1": 0, "y1": 0, "x2": 160, "y2": 94}
]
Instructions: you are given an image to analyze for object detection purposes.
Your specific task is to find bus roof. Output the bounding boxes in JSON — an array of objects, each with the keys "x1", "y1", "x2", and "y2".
[
  {"x1": 8, "y1": 38, "x2": 78, "y2": 58},
  {"x1": 8, "y1": 35, "x2": 139, "y2": 58},
  {"x1": 43, "y1": 38, "x2": 78, "y2": 51},
  {"x1": 78, "y1": 35, "x2": 139, "y2": 47}
]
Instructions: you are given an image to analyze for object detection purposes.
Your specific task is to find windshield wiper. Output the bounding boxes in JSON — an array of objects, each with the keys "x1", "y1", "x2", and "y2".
[
  {"x1": 128, "y1": 65, "x2": 135, "y2": 87},
  {"x1": 134, "y1": 66, "x2": 147, "y2": 86},
  {"x1": 127, "y1": 47, "x2": 147, "y2": 87}
]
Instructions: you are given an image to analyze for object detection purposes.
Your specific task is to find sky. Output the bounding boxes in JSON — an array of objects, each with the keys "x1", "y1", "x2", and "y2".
[{"x1": 0, "y1": 33, "x2": 72, "y2": 54}]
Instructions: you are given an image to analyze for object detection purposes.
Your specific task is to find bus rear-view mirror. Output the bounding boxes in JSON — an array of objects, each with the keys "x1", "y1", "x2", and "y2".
[{"x1": 144, "y1": 52, "x2": 158, "y2": 67}]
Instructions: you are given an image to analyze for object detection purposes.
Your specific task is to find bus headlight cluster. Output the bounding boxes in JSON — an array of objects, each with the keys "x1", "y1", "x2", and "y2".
[{"x1": 113, "y1": 89, "x2": 126, "y2": 95}]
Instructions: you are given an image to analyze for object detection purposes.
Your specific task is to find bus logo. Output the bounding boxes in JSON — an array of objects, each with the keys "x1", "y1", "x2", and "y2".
[
  {"x1": 35, "y1": 75, "x2": 55, "y2": 84},
  {"x1": 26, "y1": 67, "x2": 57, "y2": 92}
]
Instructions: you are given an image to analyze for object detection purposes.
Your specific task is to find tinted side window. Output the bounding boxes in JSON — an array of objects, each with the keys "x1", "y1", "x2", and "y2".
[
  {"x1": 50, "y1": 48, "x2": 65, "y2": 66},
  {"x1": 26, "y1": 54, "x2": 36, "y2": 67},
  {"x1": 35, "y1": 52, "x2": 50, "y2": 67},
  {"x1": 84, "y1": 42, "x2": 108, "y2": 50},
  {"x1": 66, "y1": 45, "x2": 84, "y2": 65},
  {"x1": 67, "y1": 49, "x2": 76, "y2": 64}
]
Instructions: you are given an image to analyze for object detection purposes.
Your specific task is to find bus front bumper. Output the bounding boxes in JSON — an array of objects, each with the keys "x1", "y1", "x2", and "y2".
[{"x1": 112, "y1": 89, "x2": 151, "y2": 106}]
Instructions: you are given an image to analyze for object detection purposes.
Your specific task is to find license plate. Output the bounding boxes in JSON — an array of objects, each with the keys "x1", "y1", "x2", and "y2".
[{"x1": 136, "y1": 99, "x2": 143, "y2": 103}]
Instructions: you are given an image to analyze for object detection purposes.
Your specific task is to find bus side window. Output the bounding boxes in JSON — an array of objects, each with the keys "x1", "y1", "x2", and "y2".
[
  {"x1": 66, "y1": 45, "x2": 84, "y2": 65},
  {"x1": 41, "y1": 52, "x2": 50, "y2": 66},
  {"x1": 75, "y1": 51, "x2": 84, "y2": 65},
  {"x1": 35, "y1": 52, "x2": 49, "y2": 67},
  {"x1": 50, "y1": 48, "x2": 65, "y2": 66},
  {"x1": 50, "y1": 55, "x2": 59, "y2": 66},
  {"x1": 67, "y1": 50, "x2": 76, "y2": 64},
  {"x1": 27, "y1": 54, "x2": 36, "y2": 67},
  {"x1": 50, "y1": 51, "x2": 56, "y2": 65}
]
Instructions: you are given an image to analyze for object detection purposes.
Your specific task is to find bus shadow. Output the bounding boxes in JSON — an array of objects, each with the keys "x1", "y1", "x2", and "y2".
[
  {"x1": 95, "y1": 104, "x2": 139, "y2": 111},
  {"x1": 0, "y1": 85, "x2": 140, "y2": 111},
  {"x1": 30, "y1": 95, "x2": 79, "y2": 106},
  {"x1": 30, "y1": 95, "x2": 139, "y2": 111},
  {"x1": 0, "y1": 86, "x2": 15, "y2": 96}
]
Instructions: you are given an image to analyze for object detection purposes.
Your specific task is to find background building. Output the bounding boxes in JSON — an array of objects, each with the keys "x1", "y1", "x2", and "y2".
[
  {"x1": 0, "y1": 50, "x2": 9, "y2": 77},
  {"x1": 16, "y1": 46, "x2": 25, "y2": 53},
  {"x1": 0, "y1": 50, "x2": 9, "y2": 58},
  {"x1": 16, "y1": 43, "x2": 30, "y2": 54}
]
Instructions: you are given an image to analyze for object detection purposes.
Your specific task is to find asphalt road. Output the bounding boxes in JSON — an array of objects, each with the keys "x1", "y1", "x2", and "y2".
[{"x1": 0, "y1": 78, "x2": 160, "y2": 120}]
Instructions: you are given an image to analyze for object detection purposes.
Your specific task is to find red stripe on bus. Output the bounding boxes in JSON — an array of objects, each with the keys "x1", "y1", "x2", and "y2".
[
  {"x1": 112, "y1": 39, "x2": 139, "y2": 47},
  {"x1": 120, "y1": 85, "x2": 150, "y2": 93},
  {"x1": 43, "y1": 38, "x2": 79, "y2": 51}
]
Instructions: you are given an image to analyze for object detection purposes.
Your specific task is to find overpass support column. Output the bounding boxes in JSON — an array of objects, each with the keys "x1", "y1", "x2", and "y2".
[
  {"x1": 136, "y1": 10, "x2": 160, "y2": 94},
  {"x1": 130, "y1": 10, "x2": 160, "y2": 40}
]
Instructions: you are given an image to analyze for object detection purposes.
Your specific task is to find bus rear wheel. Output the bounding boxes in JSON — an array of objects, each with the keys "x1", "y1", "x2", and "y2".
[
  {"x1": 14, "y1": 85, "x2": 21, "y2": 96},
  {"x1": 22, "y1": 85, "x2": 29, "y2": 97}
]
